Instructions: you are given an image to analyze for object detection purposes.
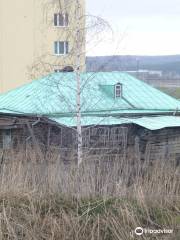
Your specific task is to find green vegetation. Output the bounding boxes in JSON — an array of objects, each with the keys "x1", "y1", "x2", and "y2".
[
  {"x1": 0, "y1": 194, "x2": 179, "y2": 240},
  {"x1": 158, "y1": 87, "x2": 180, "y2": 99}
]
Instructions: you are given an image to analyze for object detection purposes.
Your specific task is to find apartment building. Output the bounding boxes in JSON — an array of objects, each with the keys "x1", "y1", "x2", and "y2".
[{"x1": 0, "y1": 0, "x2": 86, "y2": 92}]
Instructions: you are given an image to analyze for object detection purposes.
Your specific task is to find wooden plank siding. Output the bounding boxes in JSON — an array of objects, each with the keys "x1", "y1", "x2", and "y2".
[{"x1": 0, "y1": 115, "x2": 180, "y2": 165}]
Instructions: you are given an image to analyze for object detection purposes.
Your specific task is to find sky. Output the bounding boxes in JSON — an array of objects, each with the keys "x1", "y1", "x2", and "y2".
[{"x1": 86, "y1": 0, "x2": 180, "y2": 56}]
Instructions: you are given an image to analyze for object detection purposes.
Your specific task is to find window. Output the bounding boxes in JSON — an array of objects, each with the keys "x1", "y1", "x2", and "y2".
[
  {"x1": 115, "y1": 83, "x2": 122, "y2": 98},
  {"x1": 54, "y1": 13, "x2": 68, "y2": 27},
  {"x1": 2, "y1": 129, "x2": 11, "y2": 149},
  {"x1": 54, "y1": 66, "x2": 74, "y2": 73},
  {"x1": 54, "y1": 41, "x2": 69, "y2": 55},
  {"x1": 54, "y1": 69, "x2": 62, "y2": 73}
]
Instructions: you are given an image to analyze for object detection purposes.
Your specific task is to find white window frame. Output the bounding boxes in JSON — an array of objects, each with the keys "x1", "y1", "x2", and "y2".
[
  {"x1": 54, "y1": 13, "x2": 68, "y2": 27},
  {"x1": 54, "y1": 41, "x2": 69, "y2": 55},
  {"x1": 115, "y1": 83, "x2": 122, "y2": 98}
]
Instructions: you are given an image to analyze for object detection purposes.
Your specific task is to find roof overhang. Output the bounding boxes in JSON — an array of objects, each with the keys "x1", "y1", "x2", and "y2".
[{"x1": 49, "y1": 115, "x2": 180, "y2": 131}]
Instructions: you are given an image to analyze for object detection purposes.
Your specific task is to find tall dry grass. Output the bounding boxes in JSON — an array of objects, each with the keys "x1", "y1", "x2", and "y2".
[{"x1": 0, "y1": 149, "x2": 179, "y2": 239}]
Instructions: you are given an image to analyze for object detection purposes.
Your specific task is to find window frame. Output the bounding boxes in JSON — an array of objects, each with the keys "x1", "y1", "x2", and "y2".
[
  {"x1": 54, "y1": 13, "x2": 69, "y2": 27},
  {"x1": 114, "y1": 83, "x2": 122, "y2": 98},
  {"x1": 54, "y1": 41, "x2": 69, "y2": 55}
]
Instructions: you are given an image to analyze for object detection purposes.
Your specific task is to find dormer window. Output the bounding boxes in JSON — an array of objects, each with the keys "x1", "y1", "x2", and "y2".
[{"x1": 115, "y1": 83, "x2": 122, "y2": 98}]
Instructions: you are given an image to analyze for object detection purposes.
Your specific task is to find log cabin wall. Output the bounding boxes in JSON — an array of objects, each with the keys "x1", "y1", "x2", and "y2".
[
  {"x1": 0, "y1": 116, "x2": 180, "y2": 165},
  {"x1": 137, "y1": 127, "x2": 180, "y2": 166}
]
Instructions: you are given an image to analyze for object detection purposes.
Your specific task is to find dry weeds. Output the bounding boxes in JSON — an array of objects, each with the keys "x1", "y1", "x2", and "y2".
[{"x1": 0, "y1": 150, "x2": 179, "y2": 239}]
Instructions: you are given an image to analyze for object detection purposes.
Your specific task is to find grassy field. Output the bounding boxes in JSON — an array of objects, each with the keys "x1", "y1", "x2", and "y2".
[
  {"x1": 0, "y1": 150, "x2": 179, "y2": 239},
  {"x1": 158, "y1": 87, "x2": 180, "y2": 99}
]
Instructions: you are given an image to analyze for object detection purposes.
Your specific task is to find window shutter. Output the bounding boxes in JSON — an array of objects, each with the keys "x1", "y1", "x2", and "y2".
[{"x1": 3, "y1": 130, "x2": 11, "y2": 149}]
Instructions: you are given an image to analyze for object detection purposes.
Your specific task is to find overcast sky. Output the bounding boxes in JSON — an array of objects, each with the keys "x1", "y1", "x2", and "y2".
[{"x1": 86, "y1": 0, "x2": 180, "y2": 56}]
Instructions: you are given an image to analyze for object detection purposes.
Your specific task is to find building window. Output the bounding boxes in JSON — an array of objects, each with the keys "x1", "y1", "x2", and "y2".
[
  {"x1": 54, "y1": 66, "x2": 74, "y2": 73},
  {"x1": 54, "y1": 69, "x2": 62, "y2": 73},
  {"x1": 54, "y1": 41, "x2": 69, "y2": 55},
  {"x1": 115, "y1": 83, "x2": 122, "y2": 98},
  {"x1": 2, "y1": 129, "x2": 12, "y2": 149},
  {"x1": 54, "y1": 13, "x2": 68, "y2": 27}
]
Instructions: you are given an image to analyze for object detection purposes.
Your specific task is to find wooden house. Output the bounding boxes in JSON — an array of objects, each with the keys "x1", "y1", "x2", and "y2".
[{"x1": 0, "y1": 72, "x2": 180, "y2": 164}]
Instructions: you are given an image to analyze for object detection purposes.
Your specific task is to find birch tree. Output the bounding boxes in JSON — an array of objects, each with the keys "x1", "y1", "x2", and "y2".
[
  {"x1": 75, "y1": 0, "x2": 83, "y2": 165},
  {"x1": 29, "y1": 0, "x2": 113, "y2": 165}
]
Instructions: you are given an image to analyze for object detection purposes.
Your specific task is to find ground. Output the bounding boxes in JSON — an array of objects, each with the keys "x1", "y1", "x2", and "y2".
[
  {"x1": 0, "y1": 150, "x2": 179, "y2": 239},
  {"x1": 158, "y1": 87, "x2": 180, "y2": 99}
]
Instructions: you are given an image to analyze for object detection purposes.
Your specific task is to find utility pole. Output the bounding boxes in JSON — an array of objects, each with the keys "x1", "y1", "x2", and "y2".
[{"x1": 75, "y1": 0, "x2": 83, "y2": 165}]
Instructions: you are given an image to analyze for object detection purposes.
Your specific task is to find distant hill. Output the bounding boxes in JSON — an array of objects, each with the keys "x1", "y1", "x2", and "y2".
[{"x1": 86, "y1": 55, "x2": 180, "y2": 73}]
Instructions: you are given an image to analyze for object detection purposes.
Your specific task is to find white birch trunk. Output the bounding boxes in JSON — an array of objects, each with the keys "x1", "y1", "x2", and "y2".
[{"x1": 75, "y1": 0, "x2": 83, "y2": 165}]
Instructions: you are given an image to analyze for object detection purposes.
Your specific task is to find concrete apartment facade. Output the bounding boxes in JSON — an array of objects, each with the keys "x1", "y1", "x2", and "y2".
[{"x1": 0, "y1": 0, "x2": 85, "y2": 92}]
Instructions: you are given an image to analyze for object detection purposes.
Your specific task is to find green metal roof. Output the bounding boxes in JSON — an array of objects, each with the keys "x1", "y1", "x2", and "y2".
[
  {"x1": 50, "y1": 116, "x2": 180, "y2": 130},
  {"x1": 131, "y1": 116, "x2": 180, "y2": 130},
  {"x1": 0, "y1": 72, "x2": 179, "y2": 117}
]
